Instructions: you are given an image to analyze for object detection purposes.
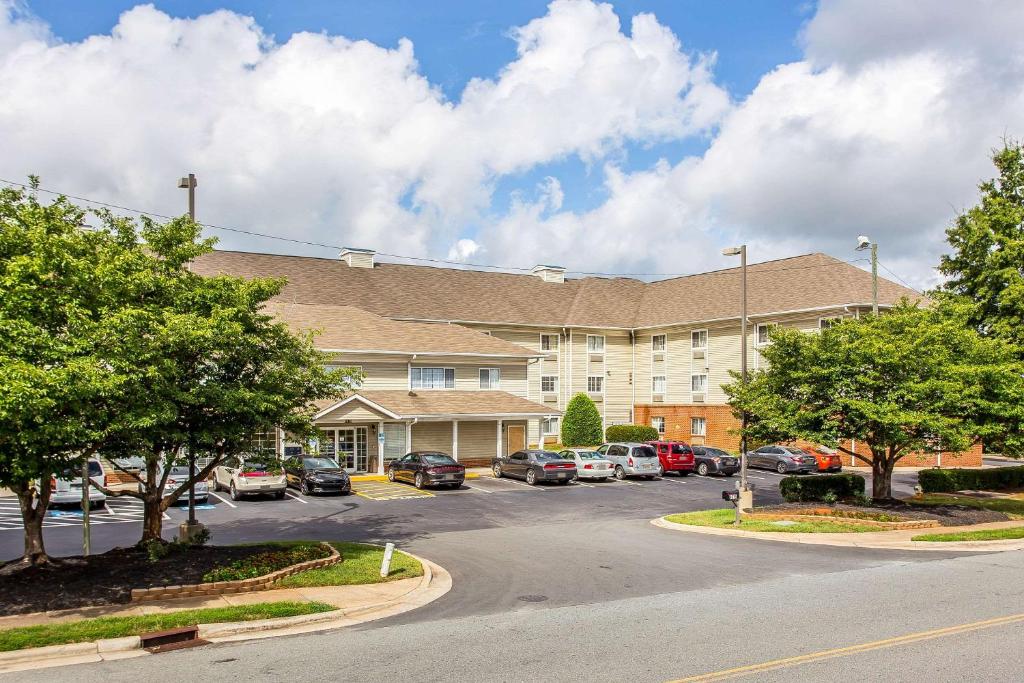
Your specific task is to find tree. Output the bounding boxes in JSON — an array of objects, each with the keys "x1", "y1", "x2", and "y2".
[
  {"x1": 561, "y1": 393, "x2": 603, "y2": 446},
  {"x1": 725, "y1": 303, "x2": 1024, "y2": 500}
]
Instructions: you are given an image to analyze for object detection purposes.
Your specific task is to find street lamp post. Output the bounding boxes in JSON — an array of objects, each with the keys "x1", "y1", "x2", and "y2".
[
  {"x1": 722, "y1": 245, "x2": 750, "y2": 522},
  {"x1": 856, "y1": 236, "x2": 878, "y2": 316}
]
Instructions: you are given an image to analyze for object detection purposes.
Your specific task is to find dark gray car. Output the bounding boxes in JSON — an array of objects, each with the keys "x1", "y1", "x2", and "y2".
[
  {"x1": 747, "y1": 445, "x2": 818, "y2": 474},
  {"x1": 492, "y1": 450, "x2": 576, "y2": 485}
]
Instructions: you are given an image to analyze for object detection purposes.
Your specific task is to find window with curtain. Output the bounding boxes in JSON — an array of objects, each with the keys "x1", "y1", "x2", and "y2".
[{"x1": 410, "y1": 367, "x2": 455, "y2": 389}]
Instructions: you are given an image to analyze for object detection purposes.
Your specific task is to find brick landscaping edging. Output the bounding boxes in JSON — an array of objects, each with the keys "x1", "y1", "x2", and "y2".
[
  {"x1": 130, "y1": 542, "x2": 340, "y2": 603},
  {"x1": 741, "y1": 511, "x2": 939, "y2": 530}
]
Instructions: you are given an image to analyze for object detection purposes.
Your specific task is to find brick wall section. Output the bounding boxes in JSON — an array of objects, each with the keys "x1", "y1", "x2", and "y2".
[{"x1": 635, "y1": 404, "x2": 983, "y2": 467}]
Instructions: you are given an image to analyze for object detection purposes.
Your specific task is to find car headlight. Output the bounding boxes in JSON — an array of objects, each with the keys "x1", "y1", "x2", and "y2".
[{"x1": 308, "y1": 477, "x2": 322, "y2": 483}]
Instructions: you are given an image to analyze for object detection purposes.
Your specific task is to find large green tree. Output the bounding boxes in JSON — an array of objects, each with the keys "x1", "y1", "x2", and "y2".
[
  {"x1": 725, "y1": 303, "x2": 1024, "y2": 499},
  {"x1": 561, "y1": 393, "x2": 603, "y2": 446}
]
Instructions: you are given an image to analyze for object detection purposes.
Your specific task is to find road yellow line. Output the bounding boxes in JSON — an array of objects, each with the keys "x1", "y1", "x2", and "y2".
[{"x1": 669, "y1": 612, "x2": 1024, "y2": 682}]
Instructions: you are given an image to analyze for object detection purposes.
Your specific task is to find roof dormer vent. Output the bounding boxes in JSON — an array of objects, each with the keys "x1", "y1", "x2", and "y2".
[
  {"x1": 339, "y1": 247, "x2": 375, "y2": 268},
  {"x1": 530, "y1": 264, "x2": 566, "y2": 283}
]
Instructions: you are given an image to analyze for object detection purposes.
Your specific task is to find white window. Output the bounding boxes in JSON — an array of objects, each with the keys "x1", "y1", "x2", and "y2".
[
  {"x1": 651, "y1": 416, "x2": 665, "y2": 434},
  {"x1": 820, "y1": 316, "x2": 843, "y2": 330},
  {"x1": 479, "y1": 368, "x2": 500, "y2": 389},
  {"x1": 540, "y1": 334, "x2": 559, "y2": 351},
  {"x1": 587, "y1": 334, "x2": 605, "y2": 353},
  {"x1": 542, "y1": 417, "x2": 560, "y2": 435},
  {"x1": 541, "y1": 375, "x2": 558, "y2": 393},
  {"x1": 691, "y1": 373, "x2": 708, "y2": 393},
  {"x1": 691, "y1": 329, "x2": 708, "y2": 350},
  {"x1": 410, "y1": 367, "x2": 455, "y2": 389},
  {"x1": 652, "y1": 375, "x2": 666, "y2": 394},
  {"x1": 756, "y1": 323, "x2": 776, "y2": 347},
  {"x1": 587, "y1": 375, "x2": 604, "y2": 393},
  {"x1": 652, "y1": 334, "x2": 666, "y2": 352},
  {"x1": 691, "y1": 417, "x2": 706, "y2": 437}
]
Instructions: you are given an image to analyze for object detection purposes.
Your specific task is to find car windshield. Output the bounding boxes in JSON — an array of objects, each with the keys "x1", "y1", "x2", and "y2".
[
  {"x1": 533, "y1": 452, "x2": 563, "y2": 461},
  {"x1": 576, "y1": 451, "x2": 602, "y2": 460},
  {"x1": 634, "y1": 446, "x2": 657, "y2": 458},
  {"x1": 705, "y1": 449, "x2": 730, "y2": 457},
  {"x1": 303, "y1": 458, "x2": 339, "y2": 469},
  {"x1": 422, "y1": 454, "x2": 457, "y2": 465},
  {"x1": 782, "y1": 447, "x2": 806, "y2": 455},
  {"x1": 59, "y1": 461, "x2": 102, "y2": 479},
  {"x1": 671, "y1": 444, "x2": 690, "y2": 454},
  {"x1": 168, "y1": 466, "x2": 195, "y2": 476}
]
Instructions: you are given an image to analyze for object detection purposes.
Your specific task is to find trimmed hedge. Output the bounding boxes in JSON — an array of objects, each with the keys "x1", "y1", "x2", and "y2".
[
  {"x1": 561, "y1": 393, "x2": 603, "y2": 447},
  {"x1": 605, "y1": 424, "x2": 659, "y2": 443},
  {"x1": 918, "y1": 466, "x2": 1024, "y2": 493},
  {"x1": 779, "y1": 473, "x2": 866, "y2": 503}
]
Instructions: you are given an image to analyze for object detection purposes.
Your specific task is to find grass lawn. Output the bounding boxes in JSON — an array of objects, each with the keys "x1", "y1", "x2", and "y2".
[
  {"x1": 0, "y1": 601, "x2": 334, "y2": 653},
  {"x1": 664, "y1": 509, "x2": 880, "y2": 533},
  {"x1": 912, "y1": 494, "x2": 1024, "y2": 518},
  {"x1": 912, "y1": 526, "x2": 1024, "y2": 542},
  {"x1": 278, "y1": 542, "x2": 423, "y2": 588}
]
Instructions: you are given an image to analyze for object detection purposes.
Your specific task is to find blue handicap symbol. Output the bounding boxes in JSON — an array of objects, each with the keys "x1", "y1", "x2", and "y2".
[{"x1": 48, "y1": 510, "x2": 83, "y2": 518}]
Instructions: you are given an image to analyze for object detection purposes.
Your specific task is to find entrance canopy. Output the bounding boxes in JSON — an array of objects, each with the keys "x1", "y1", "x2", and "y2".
[{"x1": 314, "y1": 390, "x2": 558, "y2": 421}]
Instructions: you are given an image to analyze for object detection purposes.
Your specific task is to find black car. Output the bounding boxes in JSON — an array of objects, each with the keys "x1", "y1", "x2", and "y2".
[
  {"x1": 691, "y1": 446, "x2": 741, "y2": 477},
  {"x1": 388, "y1": 452, "x2": 466, "y2": 489},
  {"x1": 492, "y1": 450, "x2": 576, "y2": 485},
  {"x1": 284, "y1": 456, "x2": 351, "y2": 495}
]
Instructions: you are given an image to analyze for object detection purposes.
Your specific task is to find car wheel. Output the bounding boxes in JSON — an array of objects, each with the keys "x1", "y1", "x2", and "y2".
[
  {"x1": 776, "y1": 462, "x2": 788, "y2": 474},
  {"x1": 274, "y1": 489, "x2": 285, "y2": 500},
  {"x1": 656, "y1": 465, "x2": 665, "y2": 477},
  {"x1": 493, "y1": 463, "x2": 503, "y2": 478},
  {"x1": 697, "y1": 463, "x2": 709, "y2": 476},
  {"x1": 230, "y1": 482, "x2": 241, "y2": 501},
  {"x1": 300, "y1": 481, "x2": 310, "y2": 495},
  {"x1": 387, "y1": 469, "x2": 396, "y2": 482},
  {"x1": 614, "y1": 465, "x2": 625, "y2": 480},
  {"x1": 414, "y1": 472, "x2": 425, "y2": 489},
  {"x1": 525, "y1": 469, "x2": 537, "y2": 486}
]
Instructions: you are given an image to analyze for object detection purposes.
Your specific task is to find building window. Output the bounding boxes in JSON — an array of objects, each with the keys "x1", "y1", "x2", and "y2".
[
  {"x1": 540, "y1": 334, "x2": 559, "y2": 351},
  {"x1": 691, "y1": 373, "x2": 708, "y2": 393},
  {"x1": 652, "y1": 334, "x2": 666, "y2": 352},
  {"x1": 587, "y1": 375, "x2": 604, "y2": 393},
  {"x1": 410, "y1": 367, "x2": 455, "y2": 389},
  {"x1": 756, "y1": 323, "x2": 776, "y2": 347},
  {"x1": 587, "y1": 334, "x2": 606, "y2": 353},
  {"x1": 691, "y1": 417, "x2": 706, "y2": 437},
  {"x1": 651, "y1": 416, "x2": 665, "y2": 434},
  {"x1": 820, "y1": 316, "x2": 843, "y2": 330},
  {"x1": 479, "y1": 368, "x2": 500, "y2": 389},
  {"x1": 248, "y1": 429, "x2": 278, "y2": 457},
  {"x1": 691, "y1": 329, "x2": 708, "y2": 350},
  {"x1": 542, "y1": 417, "x2": 560, "y2": 435},
  {"x1": 541, "y1": 375, "x2": 558, "y2": 393},
  {"x1": 652, "y1": 375, "x2": 666, "y2": 394}
]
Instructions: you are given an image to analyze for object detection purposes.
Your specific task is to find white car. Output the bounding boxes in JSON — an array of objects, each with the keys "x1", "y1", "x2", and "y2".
[
  {"x1": 51, "y1": 459, "x2": 107, "y2": 508},
  {"x1": 557, "y1": 449, "x2": 615, "y2": 481},
  {"x1": 212, "y1": 456, "x2": 287, "y2": 501}
]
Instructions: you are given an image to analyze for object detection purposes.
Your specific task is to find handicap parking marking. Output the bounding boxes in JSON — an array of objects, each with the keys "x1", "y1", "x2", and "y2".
[{"x1": 353, "y1": 481, "x2": 434, "y2": 500}]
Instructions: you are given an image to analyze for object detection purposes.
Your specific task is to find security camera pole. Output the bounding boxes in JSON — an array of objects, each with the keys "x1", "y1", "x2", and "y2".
[
  {"x1": 722, "y1": 244, "x2": 751, "y2": 520},
  {"x1": 856, "y1": 236, "x2": 878, "y2": 316}
]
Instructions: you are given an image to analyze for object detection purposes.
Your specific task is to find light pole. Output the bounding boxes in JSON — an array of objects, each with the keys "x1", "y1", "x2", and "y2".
[
  {"x1": 856, "y1": 236, "x2": 878, "y2": 316},
  {"x1": 177, "y1": 173, "x2": 204, "y2": 541},
  {"x1": 722, "y1": 245, "x2": 751, "y2": 521}
]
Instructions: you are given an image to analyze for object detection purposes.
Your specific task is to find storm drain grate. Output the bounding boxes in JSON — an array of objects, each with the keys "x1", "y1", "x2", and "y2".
[{"x1": 517, "y1": 595, "x2": 549, "y2": 603}]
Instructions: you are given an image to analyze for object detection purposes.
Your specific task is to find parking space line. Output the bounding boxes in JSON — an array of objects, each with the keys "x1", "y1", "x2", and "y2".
[
  {"x1": 209, "y1": 492, "x2": 237, "y2": 508},
  {"x1": 284, "y1": 491, "x2": 308, "y2": 504},
  {"x1": 464, "y1": 484, "x2": 493, "y2": 493},
  {"x1": 573, "y1": 481, "x2": 596, "y2": 488},
  {"x1": 659, "y1": 477, "x2": 688, "y2": 484},
  {"x1": 496, "y1": 478, "x2": 546, "y2": 491}
]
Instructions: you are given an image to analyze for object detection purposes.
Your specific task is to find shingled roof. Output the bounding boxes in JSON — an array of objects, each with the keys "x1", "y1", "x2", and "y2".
[{"x1": 194, "y1": 250, "x2": 921, "y2": 329}]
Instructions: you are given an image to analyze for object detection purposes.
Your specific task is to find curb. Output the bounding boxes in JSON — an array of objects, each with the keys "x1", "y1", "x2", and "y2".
[
  {"x1": 650, "y1": 516, "x2": 1024, "y2": 552},
  {"x1": 0, "y1": 637, "x2": 144, "y2": 674}
]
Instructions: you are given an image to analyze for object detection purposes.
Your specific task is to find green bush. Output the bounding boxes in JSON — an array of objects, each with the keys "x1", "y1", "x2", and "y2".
[
  {"x1": 918, "y1": 466, "x2": 1024, "y2": 493},
  {"x1": 605, "y1": 424, "x2": 659, "y2": 443},
  {"x1": 202, "y1": 543, "x2": 329, "y2": 582},
  {"x1": 561, "y1": 393, "x2": 603, "y2": 446},
  {"x1": 779, "y1": 473, "x2": 866, "y2": 503}
]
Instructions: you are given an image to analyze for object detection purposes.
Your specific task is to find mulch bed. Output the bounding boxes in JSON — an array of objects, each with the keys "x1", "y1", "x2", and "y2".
[
  {"x1": 0, "y1": 544, "x2": 282, "y2": 616},
  {"x1": 759, "y1": 502, "x2": 1008, "y2": 527}
]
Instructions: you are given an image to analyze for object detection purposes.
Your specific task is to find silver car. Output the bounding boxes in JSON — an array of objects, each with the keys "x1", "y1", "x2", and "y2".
[
  {"x1": 50, "y1": 459, "x2": 107, "y2": 507},
  {"x1": 139, "y1": 465, "x2": 209, "y2": 504},
  {"x1": 747, "y1": 445, "x2": 818, "y2": 474},
  {"x1": 595, "y1": 442, "x2": 661, "y2": 480},
  {"x1": 558, "y1": 449, "x2": 615, "y2": 481}
]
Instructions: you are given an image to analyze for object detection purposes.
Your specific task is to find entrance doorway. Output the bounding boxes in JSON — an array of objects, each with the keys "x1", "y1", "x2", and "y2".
[
  {"x1": 506, "y1": 424, "x2": 526, "y2": 454},
  {"x1": 319, "y1": 427, "x2": 368, "y2": 473}
]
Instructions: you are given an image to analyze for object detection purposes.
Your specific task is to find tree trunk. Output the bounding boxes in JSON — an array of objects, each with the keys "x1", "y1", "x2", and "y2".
[
  {"x1": 140, "y1": 492, "x2": 165, "y2": 543},
  {"x1": 14, "y1": 479, "x2": 51, "y2": 565},
  {"x1": 871, "y1": 449, "x2": 895, "y2": 501}
]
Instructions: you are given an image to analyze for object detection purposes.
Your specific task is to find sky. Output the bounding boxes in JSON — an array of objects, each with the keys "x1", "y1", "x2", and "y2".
[{"x1": 2, "y1": 0, "x2": 1022, "y2": 287}]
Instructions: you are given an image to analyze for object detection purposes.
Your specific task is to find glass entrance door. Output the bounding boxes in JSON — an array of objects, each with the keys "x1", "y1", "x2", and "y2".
[{"x1": 336, "y1": 427, "x2": 368, "y2": 473}]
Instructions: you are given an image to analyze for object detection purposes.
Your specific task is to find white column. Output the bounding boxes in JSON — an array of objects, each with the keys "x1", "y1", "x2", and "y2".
[
  {"x1": 406, "y1": 421, "x2": 412, "y2": 454},
  {"x1": 377, "y1": 421, "x2": 385, "y2": 474},
  {"x1": 452, "y1": 420, "x2": 459, "y2": 462},
  {"x1": 496, "y1": 419, "x2": 503, "y2": 458}
]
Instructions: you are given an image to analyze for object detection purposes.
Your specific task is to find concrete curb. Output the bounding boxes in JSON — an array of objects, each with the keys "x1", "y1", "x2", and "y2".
[
  {"x1": 650, "y1": 516, "x2": 1024, "y2": 552},
  {"x1": 0, "y1": 551, "x2": 451, "y2": 672}
]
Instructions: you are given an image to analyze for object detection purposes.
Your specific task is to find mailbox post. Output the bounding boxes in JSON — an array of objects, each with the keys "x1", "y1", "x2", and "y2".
[{"x1": 725, "y1": 482, "x2": 755, "y2": 524}]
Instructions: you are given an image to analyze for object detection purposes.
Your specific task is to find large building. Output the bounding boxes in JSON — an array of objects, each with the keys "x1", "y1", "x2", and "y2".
[{"x1": 193, "y1": 248, "x2": 980, "y2": 471}]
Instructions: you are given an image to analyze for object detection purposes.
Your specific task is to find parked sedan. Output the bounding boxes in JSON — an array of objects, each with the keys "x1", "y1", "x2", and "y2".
[
  {"x1": 747, "y1": 445, "x2": 818, "y2": 474},
  {"x1": 492, "y1": 450, "x2": 576, "y2": 485},
  {"x1": 51, "y1": 459, "x2": 107, "y2": 508},
  {"x1": 137, "y1": 465, "x2": 209, "y2": 504},
  {"x1": 810, "y1": 447, "x2": 843, "y2": 472},
  {"x1": 212, "y1": 456, "x2": 287, "y2": 501},
  {"x1": 557, "y1": 449, "x2": 614, "y2": 481},
  {"x1": 389, "y1": 452, "x2": 465, "y2": 489},
  {"x1": 285, "y1": 456, "x2": 352, "y2": 495},
  {"x1": 691, "y1": 446, "x2": 740, "y2": 477}
]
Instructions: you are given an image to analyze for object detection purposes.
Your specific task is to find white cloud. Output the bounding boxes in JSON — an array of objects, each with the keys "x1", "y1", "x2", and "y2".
[{"x1": 446, "y1": 238, "x2": 482, "y2": 262}]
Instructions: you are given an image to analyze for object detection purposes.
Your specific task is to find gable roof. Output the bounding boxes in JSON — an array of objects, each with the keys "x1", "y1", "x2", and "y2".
[
  {"x1": 314, "y1": 390, "x2": 558, "y2": 419},
  {"x1": 194, "y1": 250, "x2": 921, "y2": 329},
  {"x1": 266, "y1": 302, "x2": 538, "y2": 357}
]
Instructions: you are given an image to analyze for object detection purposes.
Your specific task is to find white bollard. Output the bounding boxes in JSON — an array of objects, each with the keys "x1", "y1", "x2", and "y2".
[{"x1": 380, "y1": 542, "x2": 395, "y2": 578}]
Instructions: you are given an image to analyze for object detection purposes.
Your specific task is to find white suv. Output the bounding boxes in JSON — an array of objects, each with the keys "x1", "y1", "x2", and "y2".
[{"x1": 595, "y1": 442, "x2": 661, "y2": 480}]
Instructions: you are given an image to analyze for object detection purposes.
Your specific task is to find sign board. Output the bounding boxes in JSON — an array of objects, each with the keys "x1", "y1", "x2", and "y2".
[{"x1": 378, "y1": 431, "x2": 386, "y2": 446}]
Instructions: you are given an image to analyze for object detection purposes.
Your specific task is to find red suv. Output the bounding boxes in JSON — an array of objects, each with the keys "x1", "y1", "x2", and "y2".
[{"x1": 647, "y1": 441, "x2": 695, "y2": 477}]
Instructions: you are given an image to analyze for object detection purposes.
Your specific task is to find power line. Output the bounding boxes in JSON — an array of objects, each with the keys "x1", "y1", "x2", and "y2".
[
  {"x1": 876, "y1": 260, "x2": 923, "y2": 293},
  {"x1": 0, "y1": 176, "x2": 874, "y2": 280}
]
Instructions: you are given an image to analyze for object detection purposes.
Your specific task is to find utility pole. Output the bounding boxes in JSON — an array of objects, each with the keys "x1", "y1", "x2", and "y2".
[
  {"x1": 856, "y1": 236, "x2": 878, "y2": 316},
  {"x1": 722, "y1": 245, "x2": 751, "y2": 522}
]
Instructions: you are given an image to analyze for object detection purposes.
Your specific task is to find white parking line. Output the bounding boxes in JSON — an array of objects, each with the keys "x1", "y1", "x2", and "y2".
[
  {"x1": 284, "y1": 491, "x2": 308, "y2": 504},
  {"x1": 209, "y1": 492, "x2": 237, "y2": 508},
  {"x1": 659, "y1": 477, "x2": 688, "y2": 484},
  {"x1": 463, "y1": 484, "x2": 493, "y2": 494},
  {"x1": 497, "y1": 478, "x2": 546, "y2": 491},
  {"x1": 573, "y1": 481, "x2": 595, "y2": 488}
]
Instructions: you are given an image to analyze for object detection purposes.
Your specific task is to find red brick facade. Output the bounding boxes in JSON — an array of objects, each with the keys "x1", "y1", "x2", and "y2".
[{"x1": 634, "y1": 404, "x2": 983, "y2": 467}]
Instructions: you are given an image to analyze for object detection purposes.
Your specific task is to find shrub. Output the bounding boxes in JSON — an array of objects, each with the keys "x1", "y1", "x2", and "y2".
[
  {"x1": 779, "y1": 473, "x2": 866, "y2": 503},
  {"x1": 605, "y1": 424, "x2": 660, "y2": 443},
  {"x1": 202, "y1": 543, "x2": 330, "y2": 583},
  {"x1": 918, "y1": 466, "x2": 1024, "y2": 493},
  {"x1": 561, "y1": 393, "x2": 603, "y2": 446}
]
